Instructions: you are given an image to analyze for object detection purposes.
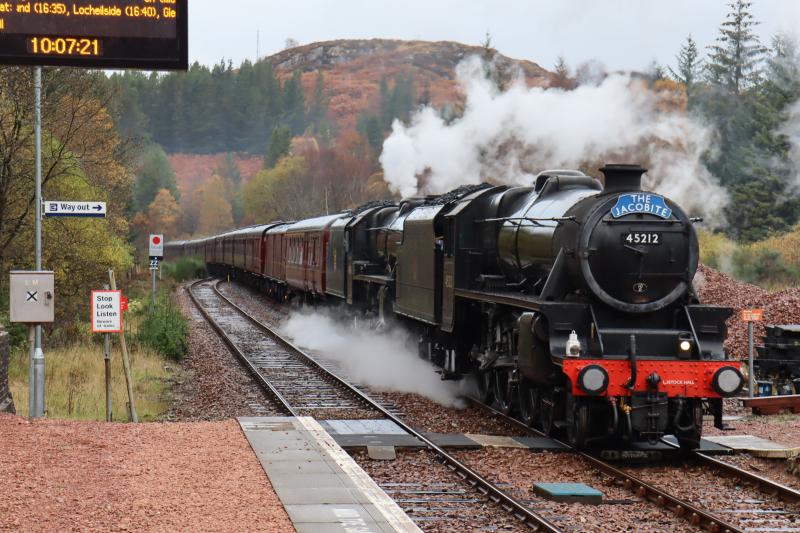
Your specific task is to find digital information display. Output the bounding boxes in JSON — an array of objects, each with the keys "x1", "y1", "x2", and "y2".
[{"x1": 0, "y1": 0, "x2": 187, "y2": 69}]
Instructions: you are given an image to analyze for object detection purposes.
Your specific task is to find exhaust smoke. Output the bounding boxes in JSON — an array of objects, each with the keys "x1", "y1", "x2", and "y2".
[
  {"x1": 380, "y1": 56, "x2": 728, "y2": 224},
  {"x1": 281, "y1": 310, "x2": 466, "y2": 408}
]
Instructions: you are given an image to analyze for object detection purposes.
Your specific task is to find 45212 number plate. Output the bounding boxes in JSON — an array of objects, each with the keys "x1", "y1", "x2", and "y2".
[{"x1": 623, "y1": 232, "x2": 661, "y2": 245}]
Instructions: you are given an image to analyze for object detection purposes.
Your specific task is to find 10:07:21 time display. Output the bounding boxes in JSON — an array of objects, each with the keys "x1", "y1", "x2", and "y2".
[{"x1": 28, "y1": 37, "x2": 102, "y2": 56}]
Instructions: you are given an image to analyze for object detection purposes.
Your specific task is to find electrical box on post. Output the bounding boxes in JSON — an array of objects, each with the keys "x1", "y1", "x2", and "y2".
[{"x1": 9, "y1": 271, "x2": 55, "y2": 323}]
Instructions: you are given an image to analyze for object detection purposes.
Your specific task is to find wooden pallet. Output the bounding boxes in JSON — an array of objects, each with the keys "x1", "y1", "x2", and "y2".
[{"x1": 740, "y1": 394, "x2": 800, "y2": 415}]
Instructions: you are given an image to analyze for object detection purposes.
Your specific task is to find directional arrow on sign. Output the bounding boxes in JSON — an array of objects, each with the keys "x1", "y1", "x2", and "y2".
[{"x1": 44, "y1": 201, "x2": 107, "y2": 218}]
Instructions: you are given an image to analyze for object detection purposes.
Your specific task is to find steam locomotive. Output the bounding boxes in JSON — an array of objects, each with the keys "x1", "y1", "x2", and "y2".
[{"x1": 167, "y1": 164, "x2": 744, "y2": 449}]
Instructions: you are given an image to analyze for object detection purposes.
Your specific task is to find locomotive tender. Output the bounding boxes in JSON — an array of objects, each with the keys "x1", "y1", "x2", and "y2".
[{"x1": 167, "y1": 164, "x2": 744, "y2": 449}]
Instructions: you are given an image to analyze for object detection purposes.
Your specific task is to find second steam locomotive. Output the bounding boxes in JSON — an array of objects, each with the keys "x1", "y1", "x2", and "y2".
[{"x1": 168, "y1": 164, "x2": 744, "y2": 449}]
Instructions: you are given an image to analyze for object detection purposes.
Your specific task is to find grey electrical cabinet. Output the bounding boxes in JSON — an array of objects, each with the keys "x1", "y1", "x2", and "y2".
[{"x1": 9, "y1": 271, "x2": 55, "y2": 324}]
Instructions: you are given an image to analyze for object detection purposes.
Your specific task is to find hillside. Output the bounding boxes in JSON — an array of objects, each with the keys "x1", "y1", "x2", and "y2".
[
  {"x1": 165, "y1": 39, "x2": 554, "y2": 191},
  {"x1": 272, "y1": 39, "x2": 552, "y2": 132}
]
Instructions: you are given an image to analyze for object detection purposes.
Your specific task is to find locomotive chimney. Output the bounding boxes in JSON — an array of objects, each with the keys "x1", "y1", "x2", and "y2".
[{"x1": 600, "y1": 164, "x2": 646, "y2": 192}]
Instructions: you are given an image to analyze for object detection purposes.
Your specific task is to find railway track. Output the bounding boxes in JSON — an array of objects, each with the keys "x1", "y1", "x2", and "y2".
[
  {"x1": 472, "y1": 399, "x2": 800, "y2": 533},
  {"x1": 199, "y1": 279, "x2": 800, "y2": 533},
  {"x1": 187, "y1": 279, "x2": 560, "y2": 532}
]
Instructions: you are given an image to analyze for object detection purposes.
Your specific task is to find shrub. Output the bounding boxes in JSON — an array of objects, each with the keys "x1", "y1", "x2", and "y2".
[
  {"x1": 136, "y1": 296, "x2": 188, "y2": 361},
  {"x1": 162, "y1": 257, "x2": 207, "y2": 282},
  {"x1": 732, "y1": 247, "x2": 800, "y2": 289}
]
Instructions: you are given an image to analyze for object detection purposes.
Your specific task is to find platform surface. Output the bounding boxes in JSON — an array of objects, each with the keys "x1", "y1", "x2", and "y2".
[
  {"x1": 319, "y1": 420, "x2": 568, "y2": 451},
  {"x1": 703, "y1": 434, "x2": 800, "y2": 458},
  {"x1": 239, "y1": 417, "x2": 421, "y2": 533}
]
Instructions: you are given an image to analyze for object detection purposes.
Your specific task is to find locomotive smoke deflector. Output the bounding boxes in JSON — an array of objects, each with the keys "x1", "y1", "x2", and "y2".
[{"x1": 600, "y1": 163, "x2": 646, "y2": 192}]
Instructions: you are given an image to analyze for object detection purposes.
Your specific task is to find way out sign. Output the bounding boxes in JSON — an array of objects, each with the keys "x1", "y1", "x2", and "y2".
[
  {"x1": 92, "y1": 290, "x2": 122, "y2": 333},
  {"x1": 44, "y1": 201, "x2": 106, "y2": 218}
]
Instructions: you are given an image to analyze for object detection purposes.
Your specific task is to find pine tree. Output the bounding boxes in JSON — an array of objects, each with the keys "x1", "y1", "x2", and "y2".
[
  {"x1": 282, "y1": 70, "x2": 306, "y2": 134},
  {"x1": 706, "y1": 0, "x2": 768, "y2": 95},
  {"x1": 480, "y1": 31, "x2": 512, "y2": 91},
  {"x1": 551, "y1": 56, "x2": 574, "y2": 89},
  {"x1": 308, "y1": 70, "x2": 328, "y2": 129},
  {"x1": 264, "y1": 125, "x2": 292, "y2": 168},
  {"x1": 669, "y1": 35, "x2": 703, "y2": 100}
]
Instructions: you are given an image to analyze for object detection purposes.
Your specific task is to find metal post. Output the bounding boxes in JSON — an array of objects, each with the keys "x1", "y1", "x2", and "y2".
[
  {"x1": 151, "y1": 264, "x2": 157, "y2": 304},
  {"x1": 104, "y1": 333, "x2": 112, "y2": 422},
  {"x1": 748, "y1": 321, "x2": 755, "y2": 398},
  {"x1": 33, "y1": 66, "x2": 45, "y2": 418},
  {"x1": 27, "y1": 325, "x2": 34, "y2": 417}
]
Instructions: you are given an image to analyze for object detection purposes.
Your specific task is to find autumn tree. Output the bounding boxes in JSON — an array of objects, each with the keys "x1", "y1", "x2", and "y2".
[
  {"x1": 196, "y1": 175, "x2": 234, "y2": 235},
  {"x1": 147, "y1": 189, "x2": 182, "y2": 235},
  {"x1": 132, "y1": 143, "x2": 179, "y2": 213},
  {"x1": 0, "y1": 67, "x2": 133, "y2": 327}
]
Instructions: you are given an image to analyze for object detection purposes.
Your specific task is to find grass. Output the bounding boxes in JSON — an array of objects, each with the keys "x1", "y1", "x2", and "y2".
[
  {"x1": 5, "y1": 271, "x2": 189, "y2": 421},
  {"x1": 8, "y1": 339, "x2": 173, "y2": 421}
]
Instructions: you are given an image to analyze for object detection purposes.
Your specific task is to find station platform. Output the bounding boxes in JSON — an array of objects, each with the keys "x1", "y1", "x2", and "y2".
[
  {"x1": 318, "y1": 419, "x2": 568, "y2": 451},
  {"x1": 238, "y1": 417, "x2": 421, "y2": 533}
]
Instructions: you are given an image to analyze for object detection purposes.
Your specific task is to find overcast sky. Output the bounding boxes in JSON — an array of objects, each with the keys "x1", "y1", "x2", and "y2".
[{"x1": 188, "y1": 0, "x2": 799, "y2": 72}]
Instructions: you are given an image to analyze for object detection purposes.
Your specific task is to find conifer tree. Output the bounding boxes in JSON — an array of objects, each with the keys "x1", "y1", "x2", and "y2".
[
  {"x1": 264, "y1": 125, "x2": 292, "y2": 168},
  {"x1": 706, "y1": 0, "x2": 768, "y2": 95},
  {"x1": 669, "y1": 35, "x2": 702, "y2": 100}
]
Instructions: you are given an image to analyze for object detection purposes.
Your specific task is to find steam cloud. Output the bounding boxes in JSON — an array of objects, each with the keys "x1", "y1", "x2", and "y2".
[
  {"x1": 281, "y1": 311, "x2": 465, "y2": 407},
  {"x1": 783, "y1": 98, "x2": 800, "y2": 191},
  {"x1": 380, "y1": 56, "x2": 728, "y2": 223}
]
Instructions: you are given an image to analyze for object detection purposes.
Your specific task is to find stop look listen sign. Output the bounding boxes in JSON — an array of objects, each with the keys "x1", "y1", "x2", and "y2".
[{"x1": 92, "y1": 290, "x2": 122, "y2": 333}]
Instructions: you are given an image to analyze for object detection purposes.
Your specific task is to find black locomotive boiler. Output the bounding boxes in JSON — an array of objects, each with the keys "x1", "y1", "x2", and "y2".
[{"x1": 169, "y1": 164, "x2": 744, "y2": 449}]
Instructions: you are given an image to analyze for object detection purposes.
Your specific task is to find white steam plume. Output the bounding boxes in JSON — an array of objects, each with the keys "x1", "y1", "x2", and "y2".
[
  {"x1": 380, "y1": 56, "x2": 728, "y2": 223},
  {"x1": 783, "y1": 98, "x2": 800, "y2": 191},
  {"x1": 281, "y1": 311, "x2": 465, "y2": 407}
]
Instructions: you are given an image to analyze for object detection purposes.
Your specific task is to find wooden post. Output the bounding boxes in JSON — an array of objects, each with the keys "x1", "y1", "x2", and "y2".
[
  {"x1": 102, "y1": 284, "x2": 112, "y2": 422},
  {"x1": 109, "y1": 268, "x2": 138, "y2": 422},
  {"x1": 104, "y1": 332, "x2": 112, "y2": 422}
]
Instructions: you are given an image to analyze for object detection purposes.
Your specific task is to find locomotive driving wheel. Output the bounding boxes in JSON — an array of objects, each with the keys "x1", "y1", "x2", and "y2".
[
  {"x1": 567, "y1": 400, "x2": 591, "y2": 449},
  {"x1": 518, "y1": 380, "x2": 539, "y2": 426},
  {"x1": 474, "y1": 368, "x2": 493, "y2": 405},
  {"x1": 492, "y1": 369, "x2": 515, "y2": 415},
  {"x1": 540, "y1": 390, "x2": 556, "y2": 435}
]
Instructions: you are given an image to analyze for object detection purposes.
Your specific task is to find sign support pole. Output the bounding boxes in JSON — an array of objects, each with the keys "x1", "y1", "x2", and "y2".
[
  {"x1": 151, "y1": 265, "x2": 157, "y2": 305},
  {"x1": 104, "y1": 332, "x2": 112, "y2": 421},
  {"x1": 109, "y1": 269, "x2": 137, "y2": 422},
  {"x1": 27, "y1": 325, "x2": 34, "y2": 417},
  {"x1": 32, "y1": 66, "x2": 45, "y2": 419},
  {"x1": 748, "y1": 321, "x2": 755, "y2": 398},
  {"x1": 102, "y1": 284, "x2": 112, "y2": 422}
]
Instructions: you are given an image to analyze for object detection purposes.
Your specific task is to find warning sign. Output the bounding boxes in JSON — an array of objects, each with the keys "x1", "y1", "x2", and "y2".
[
  {"x1": 149, "y1": 234, "x2": 164, "y2": 258},
  {"x1": 91, "y1": 290, "x2": 122, "y2": 333},
  {"x1": 741, "y1": 309, "x2": 764, "y2": 322}
]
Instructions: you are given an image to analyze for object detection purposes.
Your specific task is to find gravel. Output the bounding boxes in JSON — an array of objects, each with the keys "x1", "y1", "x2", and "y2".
[
  {"x1": 388, "y1": 392, "x2": 523, "y2": 436},
  {"x1": 696, "y1": 265, "x2": 800, "y2": 359},
  {"x1": 453, "y1": 448, "x2": 699, "y2": 533},
  {"x1": 0, "y1": 415, "x2": 294, "y2": 532},
  {"x1": 165, "y1": 285, "x2": 283, "y2": 421},
  {"x1": 716, "y1": 453, "x2": 800, "y2": 490},
  {"x1": 629, "y1": 459, "x2": 800, "y2": 531}
]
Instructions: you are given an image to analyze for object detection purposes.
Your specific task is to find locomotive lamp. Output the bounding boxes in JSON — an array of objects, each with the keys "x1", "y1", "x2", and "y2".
[
  {"x1": 712, "y1": 366, "x2": 745, "y2": 397},
  {"x1": 566, "y1": 331, "x2": 581, "y2": 357},
  {"x1": 679, "y1": 340, "x2": 692, "y2": 352},
  {"x1": 578, "y1": 365, "x2": 609, "y2": 395}
]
